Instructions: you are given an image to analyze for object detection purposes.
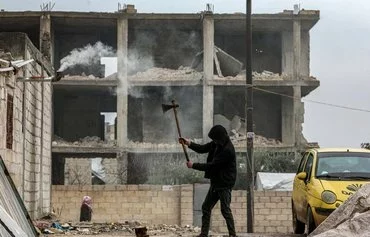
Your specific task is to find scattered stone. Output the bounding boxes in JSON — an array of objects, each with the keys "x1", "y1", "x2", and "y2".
[
  {"x1": 129, "y1": 67, "x2": 202, "y2": 80},
  {"x1": 52, "y1": 135, "x2": 116, "y2": 148}
]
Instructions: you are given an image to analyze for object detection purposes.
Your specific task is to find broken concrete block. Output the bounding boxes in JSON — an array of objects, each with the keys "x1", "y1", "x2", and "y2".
[
  {"x1": 309, "y1": 183, "x2": 370, "y2": 237},
  {"x1": 213, "y1": 114, "x2": 231, "y2": 134},
  {"x1": 191, "y1": 46, "x2": 243, "y2": 77},
  {"x1": 230, "y1": 115, "x2": 242, "y2": 132},
  {"x1": 238, "y1": 120, "x2": 246, "y2": 136},
  {"x1": 213, "y1": 49, "x2": 223, "y2": 77},
  {"x1": 214, "y1": 46, "x2": 243, "y2": 77}
]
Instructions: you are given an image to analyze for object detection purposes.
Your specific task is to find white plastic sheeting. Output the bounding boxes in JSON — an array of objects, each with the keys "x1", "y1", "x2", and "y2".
[{"x1": 256, "y1": 172, "x2": 296, "y2": 191}]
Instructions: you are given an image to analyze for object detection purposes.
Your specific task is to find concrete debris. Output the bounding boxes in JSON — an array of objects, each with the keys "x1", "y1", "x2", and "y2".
[
  {"x1": 215, "y1": 70, "x2": 286, "y2": 81},
  {"x1": 213, "y1": 114, "x2": 231, "y2": 133},
  {"x1": 34, "y1": 219, "x2": 207, "y2": 236},
  {"x1": 232, "y1": 134, "x2": 283, "y2": 147},
  {"x1": 214, "y1": 46, "x2": 243, "y2": 77},
  {"x1": 191, "y1": 45, "x2": 243, "y2": 77},
  {"x1": 52, "y1": 136, "x2": 116, "y2": 147},
  {"x1": 0, "y1": 50, "x2": 13, "y2": 61},
  {"x1": 127, "y1": 140, "x2": 182, "y2": 150},
  {"x1": 309, "y1": 183, "x2": 370, "y2": 237},
  {"x1": 129, "y1": 67, "x2": 202, "y2": 80},
  {"x1": 214, "y1": 114, "x2": 282, "y2": 147},
  {"x1": 61, "y1": 74, "x2": 101, "y2": 80}
]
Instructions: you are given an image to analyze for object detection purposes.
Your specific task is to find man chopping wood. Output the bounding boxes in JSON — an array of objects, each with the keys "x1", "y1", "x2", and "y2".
[{"x1": 179, "y1": 125, "x2": 237, "y2": 237}]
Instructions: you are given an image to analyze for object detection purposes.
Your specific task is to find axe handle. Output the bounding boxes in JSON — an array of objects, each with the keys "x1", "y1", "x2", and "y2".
[{"x1": 172, "y1": 103, "x2": 190, "y2": 162}]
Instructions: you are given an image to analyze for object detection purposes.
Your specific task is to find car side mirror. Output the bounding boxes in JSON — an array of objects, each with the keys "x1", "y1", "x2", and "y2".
[{"x1": 297, "y1": 172, "x2": 307, "y2": 180}]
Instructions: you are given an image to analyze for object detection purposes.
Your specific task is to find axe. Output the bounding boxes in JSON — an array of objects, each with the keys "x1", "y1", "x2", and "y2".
[{"x1": 162, "y1": 100, "x2": 190, "y2": 162}]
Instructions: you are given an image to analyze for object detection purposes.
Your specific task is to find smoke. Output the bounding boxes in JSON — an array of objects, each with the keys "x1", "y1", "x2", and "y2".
[
  {"x1": 58, "y1": 41, "x2": 116, "y2": 72},
  {"x1": 128, "y1": 31, "x2": 156, "y2": 75},
  {"x1": 128, "y1": 87, "x2": 147, "y2": 99}
]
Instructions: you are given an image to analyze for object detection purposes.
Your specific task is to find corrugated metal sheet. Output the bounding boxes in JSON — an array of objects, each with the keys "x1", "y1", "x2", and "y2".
[{"x1": 0, "y1": 156, "x2": 38, "y2": 236}]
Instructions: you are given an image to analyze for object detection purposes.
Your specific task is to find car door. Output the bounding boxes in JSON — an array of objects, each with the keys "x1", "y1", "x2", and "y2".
[
  {"x1": 293, "y1": 152, "x2": 309, "y2": 220},
  {"x1": 300, "y1": 152, "x2": 314, "y2": 221}
]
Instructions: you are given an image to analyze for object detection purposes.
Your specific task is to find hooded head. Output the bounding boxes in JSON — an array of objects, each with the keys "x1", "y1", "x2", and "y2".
[
  {"x1": 208, "y1": 125, "x2": 229, "y2": 145},
  {"x1": 82, "y1": 196, "x2": 92, "y2": 208}
]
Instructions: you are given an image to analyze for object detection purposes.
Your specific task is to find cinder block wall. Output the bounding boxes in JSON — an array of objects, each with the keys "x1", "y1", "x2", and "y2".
[
  {"x1": 52, "y1": 185, "x2": 188, "y2": 225},
  {"x1": 52, "y1": 185, "x2": 293, "y2": 234},
  {"x1": 0, "y1": 33, "x2": 53, "y2": 218},
  {"x1": 211, "y1": 191, "x2": 292, "y2": 233}
]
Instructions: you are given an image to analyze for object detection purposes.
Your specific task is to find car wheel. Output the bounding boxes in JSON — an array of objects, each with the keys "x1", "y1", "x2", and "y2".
[
  {"x1": 306, "y1": 206, "x2": 316, "y2": 234},
  {"x1": 292, "y1": 202, "x2": 305, "y2": 234},
  {"x1": 292, "y1": 203, "x2": 305, "y2": 234}
]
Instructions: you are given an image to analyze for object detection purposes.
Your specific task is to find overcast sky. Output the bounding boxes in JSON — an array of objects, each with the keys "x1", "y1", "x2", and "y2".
[{"x1": 2, "y1": 0, "x2": 370, "y2": 148}]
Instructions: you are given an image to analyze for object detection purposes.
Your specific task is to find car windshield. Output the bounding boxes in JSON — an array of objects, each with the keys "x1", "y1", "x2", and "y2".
[{"x1": 316, "y1": 152, "x2": 370, "y2": 179}]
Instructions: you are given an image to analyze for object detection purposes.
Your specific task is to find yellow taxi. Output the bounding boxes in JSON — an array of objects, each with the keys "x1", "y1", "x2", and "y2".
[{"x1": 292, "y1": 148, "x2": 370, "y2": 234}]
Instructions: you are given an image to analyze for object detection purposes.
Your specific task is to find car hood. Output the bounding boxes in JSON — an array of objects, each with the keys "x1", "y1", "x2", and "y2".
[{"x1": 319, "y1": 179, "x2": 369, "y2": 202}]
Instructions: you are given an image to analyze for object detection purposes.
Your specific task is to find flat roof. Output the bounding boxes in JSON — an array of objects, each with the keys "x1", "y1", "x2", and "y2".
[{"x1": 0, "y1": 10, "x2": 319, "y2": 32}]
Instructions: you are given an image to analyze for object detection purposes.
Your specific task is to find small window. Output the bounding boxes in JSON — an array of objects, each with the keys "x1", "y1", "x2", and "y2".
[
  {"x1": 297, "y1": 152, "x2": 308, "y2": 174},
  {"x1": 6, "y1": 94, "x2": 14, "y2": 149},
  {"x1": 304, "y1": 153, "x2": 314, "y2": 182}
]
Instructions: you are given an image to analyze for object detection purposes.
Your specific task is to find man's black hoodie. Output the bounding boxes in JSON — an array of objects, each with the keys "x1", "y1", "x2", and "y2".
[{"x1": 189, "y1": 125, "x2": 237, "y2": 189}]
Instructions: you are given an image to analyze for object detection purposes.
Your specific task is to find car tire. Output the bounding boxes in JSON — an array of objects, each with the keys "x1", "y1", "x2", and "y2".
[
  {"x1": 292, "y1": 202, "x2": 305, "y2": 234},
  {"x1": 306, "y1": 206, "x2": 316, "y2": 234}
]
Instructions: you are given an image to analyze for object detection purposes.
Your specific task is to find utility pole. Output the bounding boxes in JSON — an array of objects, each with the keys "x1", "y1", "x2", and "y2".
[{"x1": 245, "y1": 0, "x2": 254, "y2": 233}]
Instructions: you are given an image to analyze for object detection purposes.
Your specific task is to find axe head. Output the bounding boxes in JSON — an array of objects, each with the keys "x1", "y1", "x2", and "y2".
[{"x1": 162, "y1": 103, "x2": 179, "y2": 113}]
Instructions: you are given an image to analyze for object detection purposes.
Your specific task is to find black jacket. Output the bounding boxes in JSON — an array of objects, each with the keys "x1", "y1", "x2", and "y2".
[{"x1": 189, "y1": 125, "x2": 237, "y2": 189}]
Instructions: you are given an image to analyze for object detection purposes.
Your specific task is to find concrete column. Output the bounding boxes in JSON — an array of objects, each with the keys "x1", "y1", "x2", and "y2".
[
  {"x1": 281, "y1": 31, "x2": 293, "y2": 77},
  {"x1": 0, "y1": 77, "x2": 6, "y2": 150},
  {"x1": 39, "y1": 14, "x2": 52, "y2": 62},
  {"x1": 117, "y1": 16, "x2": 128, "y2": 147},
  {"x1": 281, "y1": 94, "x2": 294, "y2": 145},
  {"x1": 117, "y1": 17, "x2": 129, "y2": 184},
  {"x1": 293, "y1": 86, "x2": 302, "y2": 146},
  {"x1": 293, "y1": 18, "x2": 301, "y2": 80},
  {"x1": 202, "y1": 14, "x2": 214, "y2": 141},
  {"x1": 300, "y1": 31, "x2": 310, "y2": 77},
  {"x1": 40, "y1": 14, "x2": 53, "y2": 217}
]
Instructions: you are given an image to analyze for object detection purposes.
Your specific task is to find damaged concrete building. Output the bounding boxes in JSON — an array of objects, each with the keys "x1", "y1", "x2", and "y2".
[{"x1": 0, "y1": 5, "x2": 320, "y2": 233}]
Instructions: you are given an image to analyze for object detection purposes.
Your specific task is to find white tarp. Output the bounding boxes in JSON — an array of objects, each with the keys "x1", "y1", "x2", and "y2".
[{"x1": 256, "y1": 172, "x2": 296, "y2": 191}]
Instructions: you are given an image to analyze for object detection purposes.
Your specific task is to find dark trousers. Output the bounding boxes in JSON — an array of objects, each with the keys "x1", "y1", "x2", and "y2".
[{"x1": 201, "y1": 186, "x2": 236, "y2": 236}]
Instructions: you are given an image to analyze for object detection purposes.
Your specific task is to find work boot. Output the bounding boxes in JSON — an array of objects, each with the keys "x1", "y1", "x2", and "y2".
[{"x1": 195, "y1": 234, "x2": 208, "y2": 237}]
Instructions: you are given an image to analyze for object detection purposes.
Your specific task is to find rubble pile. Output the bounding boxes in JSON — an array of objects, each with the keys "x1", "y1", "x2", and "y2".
[
  {"x1": 62, "y1": 72, "x2": 104, "y2": 80},
  {"x1": 52, "y1": 136, "x2": 116, "y2": 147},
  {"x1": 0, "y1": 50, "x2": 13, "y2": 61},
  {"x1": 309, "y1": 183, "x2": 370, "y2": 237},
  {"x1": 34, "y1": 216, "x2": 206, "y2": 236},
  {"x1": 127, "y1": 139, "x2": 204, "y2": 150},
  {"x1": 231, "y1": 134, "x2": 283, "y2": 147},
  {"x1": 129, "y1": 66, "x2": 202, "y2": 80},
  {"x1": 214, "y1": 114, "x2": 283, "y2": 147},
  {"x1": 127, "y1": 141, "x2": 179, "y2": 150},
  {"x1": 215, "y1": 70, "x2": 286, "y2": 81}
]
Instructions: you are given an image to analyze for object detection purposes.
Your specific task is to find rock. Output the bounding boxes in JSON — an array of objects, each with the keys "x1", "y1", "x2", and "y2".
[
  {"x1": 309, "y1": 183, "x2": 370, "y2": 237},
  {"x1": 213, "y1": 114, "x2": 231, "y2": 133},
  {"x1": 230, "y1": 115, "x2": 242, "y2": 131}
]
